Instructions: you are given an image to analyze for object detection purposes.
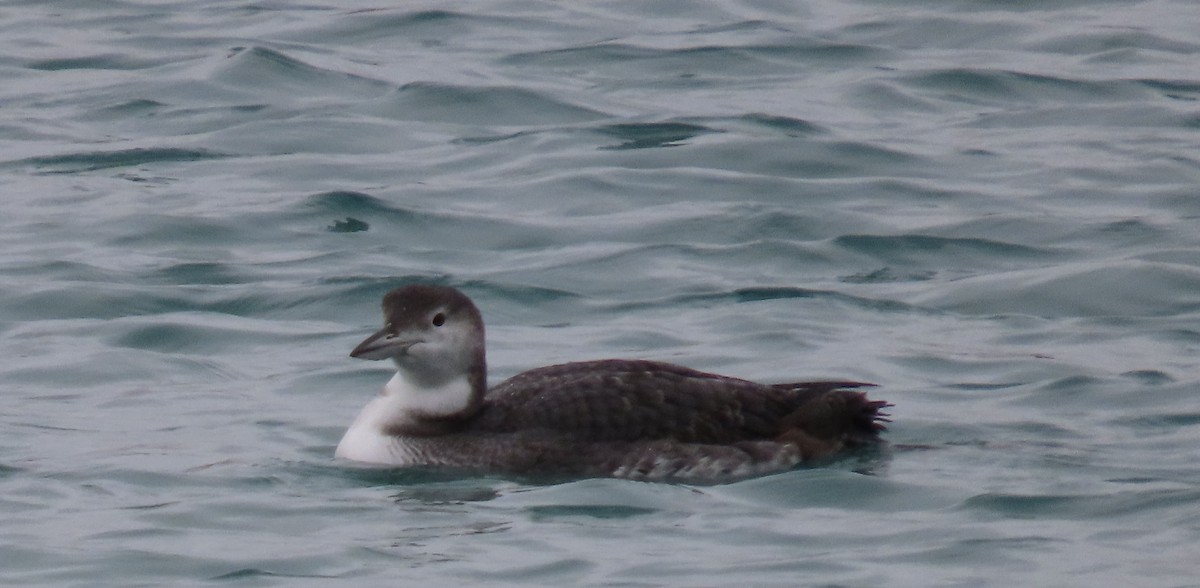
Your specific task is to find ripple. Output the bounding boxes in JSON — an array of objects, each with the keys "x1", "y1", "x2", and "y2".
[
  {"x1": 373, "y1": 82, "x2": 606, "y2": 125},
  {"x1": 17, "y1": 147, "x2": 229, "y2": 174},
  {"x1": 596, "y1": 121, "x2": 719, "y2": 150},
  {"x1": 504, "y1": 37, "x2": 884, "y2": 76},
  {"x1": 919, "y1": 261, "x2": 1200, "y2": 317},
  {"x1": 735, "y1": 112, "x2": 824, "y2": 136},
  {"x1": 148, "y1": 262, "x2": 247, "y2": 286},
  {"x1": 302, "y1": 190, "x2": 401, "y2": 216},
  {"x1": 25, "y1": 54, "x2": 172, "y2": 71},
  {"x1": 1034, "y1": 30, "x2": 1200, "y2": 57},
  {"x1": 960, "y1": 488, "x2": 1200, "y2": 520},
  {"x1": 212, "y1": 46, "x2": 391, "y2": 100},
  {"x1": 1136, "y1": 78, "x2": 1200, "y2": 102},
  {"x1": 834, "y1": 234, "x2": 1056, "y2": 266},
  {"x1": 902, "y1": 68, "x2": 1143, "y2": 105}
]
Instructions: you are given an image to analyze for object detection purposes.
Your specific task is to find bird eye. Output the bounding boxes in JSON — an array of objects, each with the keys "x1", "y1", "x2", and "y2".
[{"x1": 432, "y1": 313, "x2": 445, "y2": 327}]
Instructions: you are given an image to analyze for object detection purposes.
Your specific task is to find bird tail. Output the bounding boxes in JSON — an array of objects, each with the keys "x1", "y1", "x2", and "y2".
[{"x1": 772, "y1": 382, "x2": 892, "y2": 459}]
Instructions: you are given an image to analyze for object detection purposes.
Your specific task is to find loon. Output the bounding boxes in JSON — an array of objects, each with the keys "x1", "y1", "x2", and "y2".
[{"x1": 336, "y1": 284, "x2": 890, "y2": 481}]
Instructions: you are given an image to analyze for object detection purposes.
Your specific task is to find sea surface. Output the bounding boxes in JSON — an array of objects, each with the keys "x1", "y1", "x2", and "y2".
[{"x1": 2, "y1": 1, "x2": 1199, "y2": 586}]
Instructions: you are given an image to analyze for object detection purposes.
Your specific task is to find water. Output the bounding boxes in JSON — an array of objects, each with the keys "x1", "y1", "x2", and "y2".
[{"x1": 2, "y1": 1, "x2": 1199, "y2": 585}]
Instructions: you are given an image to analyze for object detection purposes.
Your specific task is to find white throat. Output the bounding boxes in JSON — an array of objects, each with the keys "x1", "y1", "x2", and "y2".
[
  {"x1": 383, "y1": 369, "x2": 474, "y2": 417},
  {"x1": 335, "y1": 370, "x2": 474, "y2": 464}
]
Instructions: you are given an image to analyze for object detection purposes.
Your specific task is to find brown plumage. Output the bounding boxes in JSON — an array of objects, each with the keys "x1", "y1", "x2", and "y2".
[
  {"x1": 476, "y1": 360, "x2": 884, "y2": 444},
  {"x1": 338, "y1": 284, "x2": 891, "y2": 481}
]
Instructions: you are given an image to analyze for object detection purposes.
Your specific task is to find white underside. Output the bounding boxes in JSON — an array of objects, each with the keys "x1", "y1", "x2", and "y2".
[{"x1": 335, "y1": 370, "x2": 473, "y2": 465}]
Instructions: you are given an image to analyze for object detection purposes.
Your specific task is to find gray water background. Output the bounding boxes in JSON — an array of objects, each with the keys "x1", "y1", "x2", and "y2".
[{"x1": 2, "y1": 1, "x2": 1199, "y2": 586}]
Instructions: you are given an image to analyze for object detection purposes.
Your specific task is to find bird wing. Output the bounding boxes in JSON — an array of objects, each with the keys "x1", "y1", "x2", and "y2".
[{"x1": 470, "y1": 359, "x2": 876, "y2": 444}]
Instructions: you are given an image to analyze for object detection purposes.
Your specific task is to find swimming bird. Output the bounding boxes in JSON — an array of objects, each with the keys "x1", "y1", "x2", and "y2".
[{"x1": 336, "y1": 284, "x2": 890, "y2": 481}]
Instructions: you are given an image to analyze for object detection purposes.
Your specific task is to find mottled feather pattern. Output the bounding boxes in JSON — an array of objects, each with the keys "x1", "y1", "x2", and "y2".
[
  {"x1": 341, "y1": 285, "x2": 891, "y2": 481},
  {"x1": 389, "y1": 433, "x2": 807, "y2": 481},
  {"x1": 472, "y1": 359, "x2": 886, "y2": 447}
]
